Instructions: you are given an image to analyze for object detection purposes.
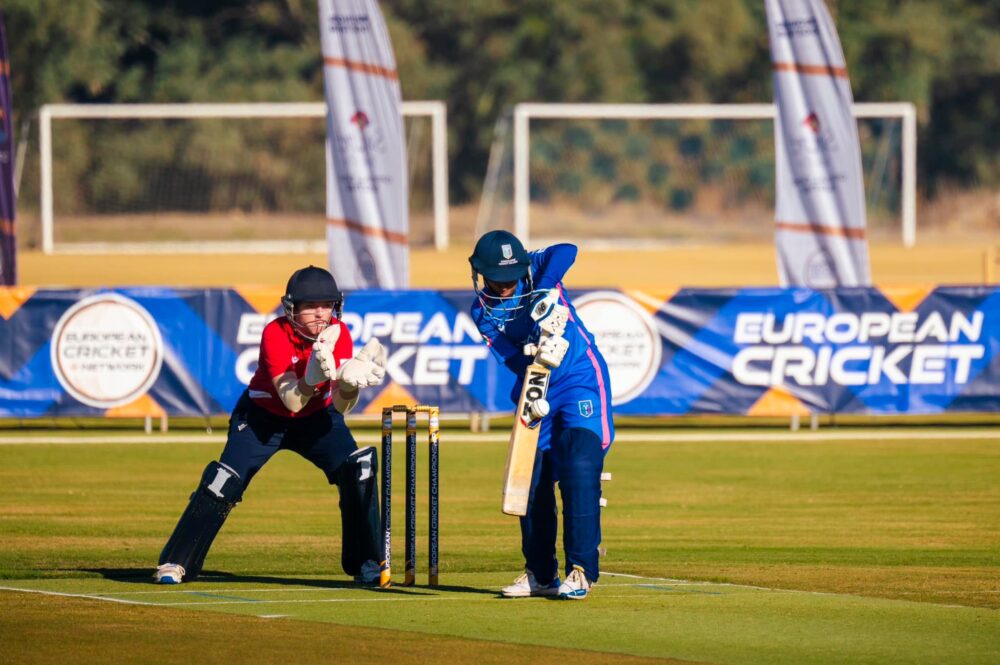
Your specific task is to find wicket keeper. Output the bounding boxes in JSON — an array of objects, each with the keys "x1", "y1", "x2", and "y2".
[
  {"x1": 155, "y1": 265, "x2": 388, "y2": 585},
  {"x1": 470, "y1": 231, "x2": 615, "y2": 599}
]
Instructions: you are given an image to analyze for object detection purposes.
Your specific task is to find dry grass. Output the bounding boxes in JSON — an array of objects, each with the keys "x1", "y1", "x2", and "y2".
[
  {"x1": 15, "y1": 240, "x2": 996, "y2": 288},
  {"x1": 0, "y1": 593, "x2": 692, "y2": 665}
]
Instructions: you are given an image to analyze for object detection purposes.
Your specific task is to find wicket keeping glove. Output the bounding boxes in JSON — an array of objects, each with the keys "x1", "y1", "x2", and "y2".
[
  {"x1": 337, "y1": 338, "x2": 388, "y2": 389},
  {"x1": 304, "y1": 325, "x2": 341, "y2": 387},
  {"x1": 357, "y1": 337, "x2": 388, "y2": 385}
]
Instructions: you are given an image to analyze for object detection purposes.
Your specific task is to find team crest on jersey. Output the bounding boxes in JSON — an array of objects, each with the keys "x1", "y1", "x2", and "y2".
[{"x1": 578, "y1": 399, "x2": 594, "y2": 418}]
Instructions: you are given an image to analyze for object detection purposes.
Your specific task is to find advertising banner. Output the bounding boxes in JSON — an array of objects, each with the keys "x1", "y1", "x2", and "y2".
[
  {"x1": 0, "y1": 11, "x2": 16, "y2": 286},
  {"x1": 765, "y1": 0, "x2": 871, "y2": 287},
  {"x1": 0, "y1": 286, "x2": 996, "y2": 418},
  {"x1": 318, "y1": 0, "x2": 409, "y2": 289}
]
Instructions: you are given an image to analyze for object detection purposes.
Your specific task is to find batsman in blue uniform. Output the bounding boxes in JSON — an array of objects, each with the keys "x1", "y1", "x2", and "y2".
[{"x1": 469, "y1": 230, "x2": 614, "y2": 599}]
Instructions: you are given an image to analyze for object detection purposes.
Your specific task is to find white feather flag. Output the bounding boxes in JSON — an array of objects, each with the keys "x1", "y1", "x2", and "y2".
[
  {"x1": 766, "y1": 0, "x2": 870, "y2": 287},
  {"x1": 318, "y1": 0, "x2": 408, "y2": 288}
]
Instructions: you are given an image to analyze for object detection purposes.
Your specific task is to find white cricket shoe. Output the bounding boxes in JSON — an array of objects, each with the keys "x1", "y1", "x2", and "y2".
[
  {"x1": 354, "y1": 559, "x2": 381, "y2": 586},
  {"x1": 558, "y1": 565, "x2": 592, "y2": 600},
  {"x1": 154, "y1": 563, "x2": 185, "y2": 584},
  {"x1": 500, "y1": 570, "x2": 560, "y2": 598}
]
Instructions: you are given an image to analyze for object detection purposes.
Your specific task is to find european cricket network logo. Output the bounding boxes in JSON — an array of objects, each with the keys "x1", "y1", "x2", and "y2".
[
  {"x1": 572, "y1": 291, "x2": 661, "y2": 405},
  {"x1": 731, "y1": 310, "x2": 985, "y2": 387},
  {"x1": 50, "y1": 293, "x2": 164, "y2": 408}
]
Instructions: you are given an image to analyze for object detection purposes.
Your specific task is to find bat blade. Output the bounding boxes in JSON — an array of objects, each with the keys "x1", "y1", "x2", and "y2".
[{"x1": 501, "y1": 362, "x2": 551, "y2": 516}]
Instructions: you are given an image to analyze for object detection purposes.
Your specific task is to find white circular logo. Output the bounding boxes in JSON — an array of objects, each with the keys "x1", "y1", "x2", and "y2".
[
  {"x1": 572, "y1": 291, "x2": 661, "y2": 405},
  {"x1": 50, "y1": 294, "x2": 164, "y2": 408}
]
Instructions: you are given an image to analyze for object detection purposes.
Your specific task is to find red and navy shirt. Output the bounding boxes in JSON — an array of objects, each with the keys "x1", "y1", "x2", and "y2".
[{"x1": 247, "y1": 317, "x2": 354, "y2": 418}]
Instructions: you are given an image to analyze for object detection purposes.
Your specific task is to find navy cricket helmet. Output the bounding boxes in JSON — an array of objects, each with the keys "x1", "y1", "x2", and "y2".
[
  {"x1": 282, "y1": 266, "x2": 344, "y2": 336},
  {"x1": 469, "y1": 231, "x2": 538, "y2": 327},
  {"x1": 469, "y1": 230, "x2": 531, "y2": 283}
]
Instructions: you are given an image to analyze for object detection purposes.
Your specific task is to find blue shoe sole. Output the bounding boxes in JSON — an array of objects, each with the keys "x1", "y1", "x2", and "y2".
[{"x1": 559, "y1": 590, "x2": 588, "y2": 599}]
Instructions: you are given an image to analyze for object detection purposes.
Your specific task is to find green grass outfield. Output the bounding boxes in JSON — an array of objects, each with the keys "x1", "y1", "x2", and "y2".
[{"x1": 1, "y1": 428, "x2": 998, "y2": 664}]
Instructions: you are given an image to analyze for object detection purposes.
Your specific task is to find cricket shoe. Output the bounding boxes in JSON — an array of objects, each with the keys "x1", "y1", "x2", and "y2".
[
  {"x1": 500, "y1": 570, "x2": 560, "y2": 598},
  {"x1": 154, "y1": 563, "x2": 185, "y2": 585},
  {"x1": 354, "y1": 560, "x2": 381, "y2": 586},
  {"x1": 558, "y1": 566, "x2": 592, "y2": 600}
]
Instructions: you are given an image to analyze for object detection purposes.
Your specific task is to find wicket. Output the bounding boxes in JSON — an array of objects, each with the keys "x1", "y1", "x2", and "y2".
[{"x1": 379, "y1": 405, "x2": 440, "y2": 588}]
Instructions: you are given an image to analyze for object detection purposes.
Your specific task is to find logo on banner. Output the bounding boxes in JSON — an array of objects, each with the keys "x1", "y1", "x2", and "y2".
[
  {"x1": 803, "y1": 112, "x2": 821, "y2": 134},
  {"x1": 775, "y1": 18, "x2": 819, "y2": 38},
  {"x1": 732, "y1": 310, "x2": 986, "y2": 387},
  {"x1": 790, "y1": 110, "x2": 842, "y2": 192},
  {"x1": 50, "y1": 294, "x2": 164, "y2": 408},
  {"x1": 351, "y1": 110, "x2": 370, "y2": 130},
  {"x1": 334, "y1": 112, "x2": 385, "y2": 155},
  {"x1": 804, "y1": 251, "x2": 837, "y2": 289},
  {"x1": 328, "y1": 14, "x2": 371, "y2": 34},
  {"x1": 235, "y1": 309, "x2": 490, "y2": 387},
  {"x1": 793, "y1": 111, "x2": 838, "y2": 157},
  {"x1": 573, "y1": 291, "x2": 661, "y2": 405}
]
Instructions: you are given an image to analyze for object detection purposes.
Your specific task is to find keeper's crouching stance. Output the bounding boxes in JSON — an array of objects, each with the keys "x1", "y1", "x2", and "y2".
[
  {"x1": 469, "y1": 232, "x2": 615, "y2": 600},
  {"x1": 155, "y1": 266, "x2": 388, "y2": 585}
]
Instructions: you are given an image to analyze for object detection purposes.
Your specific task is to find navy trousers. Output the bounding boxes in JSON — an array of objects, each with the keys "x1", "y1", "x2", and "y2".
[{"x1": 219, "y1": 392, "x2": 358, "y2": 487}]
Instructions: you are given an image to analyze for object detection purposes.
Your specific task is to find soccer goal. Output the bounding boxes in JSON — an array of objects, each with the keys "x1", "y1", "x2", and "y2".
[
  {"x1": 39, "y1": 101, "x2": 448, "y2": 254},
  {"x1": 478, "y1": 102, "x2": 916, "y2": 249}
]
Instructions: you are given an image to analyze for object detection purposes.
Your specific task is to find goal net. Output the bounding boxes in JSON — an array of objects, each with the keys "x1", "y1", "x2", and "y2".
[
  {"x1": 39, "y1": 102, "x2": 448, "y2": 253},
  {"x1": 477, "y1": 103, "x2": 916, "y2": 248}
]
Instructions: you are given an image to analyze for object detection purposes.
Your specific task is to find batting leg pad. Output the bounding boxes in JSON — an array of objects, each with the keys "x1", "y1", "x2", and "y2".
[
  {"x1": 158, "y1": 461, "x2": 244, "y2": 581},
  {"x1": 556, "y1": 428, "x2": 604, "y2": 582},
  {"x1": 336, "y1": 446, "x2": 382, "y2": 576}
]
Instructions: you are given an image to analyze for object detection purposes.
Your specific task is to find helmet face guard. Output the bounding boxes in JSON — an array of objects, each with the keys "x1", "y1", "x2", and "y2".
[
  {"x1": 469, "y1": 231, "x2": 535, "y2": 327},
  {"x1": 281, "y1": 298, "x2": 344, "y2": 340},
  {"x1": 470, "y1": 267, "x2": 538, "y2": 329},
  {"x1": 282, "y1": 266, "x2": 345, "y2": 340}
]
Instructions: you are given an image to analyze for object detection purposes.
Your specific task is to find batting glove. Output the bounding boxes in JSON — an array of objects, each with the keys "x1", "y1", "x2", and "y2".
[
  {"x1": 530, "y1": 289, "x2": 569, "y2": 337},
  {"x1": 304, "y1": 325, "x2": 341, "y2": 386},
  {"x1": 537, "y1": 335, "x2": 569, "y2": 368}
]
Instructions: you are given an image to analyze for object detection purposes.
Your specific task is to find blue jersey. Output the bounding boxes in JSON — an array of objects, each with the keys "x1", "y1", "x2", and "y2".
[{"x1": 471, "y1": 244, "x2": 614, "y2": 448}]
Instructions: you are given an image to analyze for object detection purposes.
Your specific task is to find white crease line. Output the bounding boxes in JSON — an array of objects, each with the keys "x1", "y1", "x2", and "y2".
[
  {"x1": 0, "y1": 436, "x2": 227, "y2": 445},
  {"x1": 0, "y1": 585, "x2": 156, "y2": 606},
  {"x1": 600, "y1": 572, "x2": 977, "y2": 609},
  {"x1": 0, "y1": 429, "x2": 997, "y2": 445},
  {"x1": 91, "y1": 587, "x2": 363, "y2": 596},
  {"x1": 151, "y1": 596, "x2": 475, "y2": 606}
]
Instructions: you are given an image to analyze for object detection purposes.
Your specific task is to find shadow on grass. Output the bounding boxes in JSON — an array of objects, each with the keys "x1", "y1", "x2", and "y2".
[{"x1": 77, "y1": 568, "x2": 495, "y2": 596}]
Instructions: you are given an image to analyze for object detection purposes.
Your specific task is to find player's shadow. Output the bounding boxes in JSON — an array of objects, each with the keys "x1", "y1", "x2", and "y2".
[{"x1": 78, "y1": 568, "x2": 494, "y2": 596}]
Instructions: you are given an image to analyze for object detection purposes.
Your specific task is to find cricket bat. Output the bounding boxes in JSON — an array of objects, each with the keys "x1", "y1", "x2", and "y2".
[{"x1": 501, "y1": 358, "x2": 551, "y2": 516}]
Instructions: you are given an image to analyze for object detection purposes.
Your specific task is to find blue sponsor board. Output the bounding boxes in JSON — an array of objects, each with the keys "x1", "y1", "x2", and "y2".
[{"x1": 0, "y1": 286, "x2": 996, "y2": 418}]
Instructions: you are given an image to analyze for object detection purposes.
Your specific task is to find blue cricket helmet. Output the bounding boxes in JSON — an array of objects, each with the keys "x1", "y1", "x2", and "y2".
[{"x1": 469, "y1": 230, "x2": 531, "y2": 283}]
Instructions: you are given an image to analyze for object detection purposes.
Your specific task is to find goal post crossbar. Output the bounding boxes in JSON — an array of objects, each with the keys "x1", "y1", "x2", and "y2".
[
  {"x1": 512, "y1": 102, "x2": 917, "y2": 247},
  {"x1": 39, "y1": 101, "x2": 449, "y2": 254}
]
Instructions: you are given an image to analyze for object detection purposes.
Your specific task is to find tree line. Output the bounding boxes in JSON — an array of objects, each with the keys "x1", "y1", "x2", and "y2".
[{"x1": 6, "y1": 0, "x2": 998, "y2": 204}]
